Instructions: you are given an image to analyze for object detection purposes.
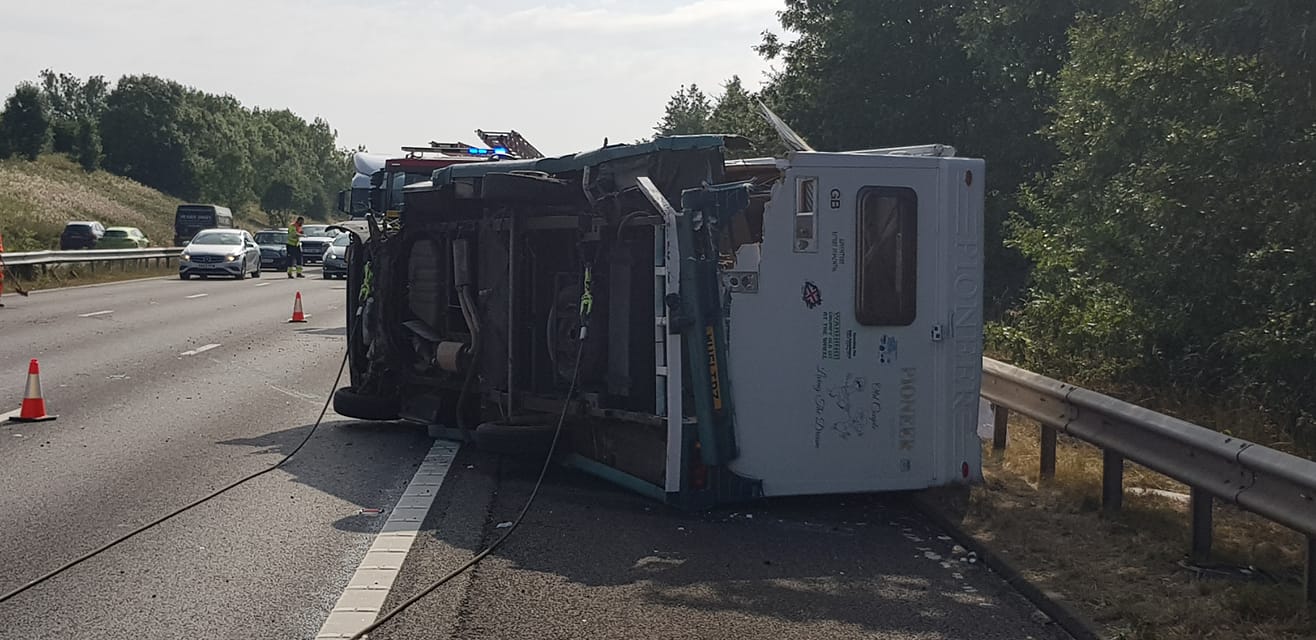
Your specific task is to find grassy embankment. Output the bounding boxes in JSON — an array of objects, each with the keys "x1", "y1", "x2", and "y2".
[{"x1": 0, "y1": 154, "x2": 267, "y2": 292}]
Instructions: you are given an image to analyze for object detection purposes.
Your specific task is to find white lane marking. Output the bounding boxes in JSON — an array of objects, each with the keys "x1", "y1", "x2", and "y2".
[
  {"x1": 180, "y1": 343, "x2": 220, "y2": 356},
  {"x1": 316, "y1": 440, "x2": 460, "y2": 639},
  {"x1": 78, "y1": 310, "x2": 114, "y2": 318},
  {"x1": 185, "y1": 293, "x2": 208, "y2": 299},
  {"x1": 254, "y1": 282, "x2": 271, "y2": 288},
  {"x1": 1, "y1": 408, "x2": 22, "y2": 422}
]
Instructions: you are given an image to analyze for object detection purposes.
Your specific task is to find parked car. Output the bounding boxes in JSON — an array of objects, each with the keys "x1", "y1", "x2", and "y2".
[
  {"x1": 95, "y1": 226, "x2": 151, "y2": 249},
  {"x1": 253, "y1": 229, "x2": 289, "y2": 271},
  {"x1": 322, "y1": 233, "x2": 349, "y2": 278},
  {"x1": 299, "y1": 224, "x2": 338, "y2": 265},
  {"x1": 59, "y1": 221, "x2": 105, "y2": 250},
  {"x1": 178, "y1": 229, "x2": 262, "y2": 280}
]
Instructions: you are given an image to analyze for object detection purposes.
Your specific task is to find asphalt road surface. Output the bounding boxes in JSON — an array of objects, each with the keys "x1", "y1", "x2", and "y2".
[
  {"x1": 0, "y1": 268, "x2": 433, "y2": 640},
  {"x1": 0, "y1": 271, "x2": 1072, "y2": 640}
]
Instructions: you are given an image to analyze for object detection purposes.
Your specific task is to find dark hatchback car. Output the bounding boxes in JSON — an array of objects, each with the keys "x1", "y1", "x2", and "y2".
[
  {"x1": 59, "y1": 221, "x2": 106, "y2": 250},
  {"x1": 299, "y1": 224, "x2": 338, "y2": 265},
  {"x1": 253, "y1": 229, "x2": 289, "y2": 270}
]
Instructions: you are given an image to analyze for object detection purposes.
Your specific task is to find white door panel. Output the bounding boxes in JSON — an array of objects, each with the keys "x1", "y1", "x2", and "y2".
[{"x1": 726, "y1": 161, "x2": 947, "y2": 495}]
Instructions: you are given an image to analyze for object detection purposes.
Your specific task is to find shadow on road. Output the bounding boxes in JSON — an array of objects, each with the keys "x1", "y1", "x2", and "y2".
[
  {"x1": 216, "y1": 419, "x2": 433, "y2": 533},
  {"x1": 389, "y1": 448, "x2": 1061, "y2": 639},
  {"x1": 295, "y1": 326, "x2": 346, "y2": 337}
]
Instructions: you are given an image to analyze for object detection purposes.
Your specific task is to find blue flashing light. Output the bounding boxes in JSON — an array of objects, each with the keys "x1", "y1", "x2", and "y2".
[{"x1": 463, "y1": 146, "x2": 511, "y2": 157}]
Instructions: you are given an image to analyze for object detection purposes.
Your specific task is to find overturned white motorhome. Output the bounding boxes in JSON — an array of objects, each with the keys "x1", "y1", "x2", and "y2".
[{"x1": 333, "y1": 134, "x2": 985, "y2": 507}]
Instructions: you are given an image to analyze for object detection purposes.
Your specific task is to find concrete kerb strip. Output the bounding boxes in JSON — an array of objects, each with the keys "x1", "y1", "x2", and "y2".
[
  {"x1": 315, "y1": 440, "x2": 461, "y2": 639},
  {"x1": 908, "y1": 490, "x2": 1102, "y2": 640}
]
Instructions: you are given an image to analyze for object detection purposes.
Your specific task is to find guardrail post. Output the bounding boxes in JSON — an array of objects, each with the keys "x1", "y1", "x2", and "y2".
[
  {"x1": 1040, "y1": 425, "x2": 1057, "y2": 480},
  {"x1": 1305, "y1": 536, "x2": 1315, "y2": 603},
  {"x1": 1190, "y1": 487, "x2": 1213, "y2": 563},
  {"x1": 992, "y1": 403, "x2": 1009, "y2": 452},
  {"x1": 1102, "y1": 450, "x2": 1123, "y2": 516}
]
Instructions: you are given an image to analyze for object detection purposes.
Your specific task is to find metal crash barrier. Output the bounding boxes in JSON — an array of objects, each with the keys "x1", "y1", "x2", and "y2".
[{"x1": 981, "y1": 357, "x2": 1316, "y2": 602}]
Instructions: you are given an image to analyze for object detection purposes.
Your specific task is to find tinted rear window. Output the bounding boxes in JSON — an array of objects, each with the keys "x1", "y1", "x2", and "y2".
[
  {"x1": 855, "y1": 187, "x2": 918, "y2": 326},
  {"x1": 104, "y1": 230, "x2": 128, "y2": 238}
]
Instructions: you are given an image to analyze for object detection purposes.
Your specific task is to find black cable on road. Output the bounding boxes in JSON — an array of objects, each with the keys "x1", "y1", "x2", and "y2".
[
  {"x1": 0, "y1": 347, "x2": 350, "y2": 605},
  {"x1": 347, "y1": 337, "x2": 587, "y2": 640}
]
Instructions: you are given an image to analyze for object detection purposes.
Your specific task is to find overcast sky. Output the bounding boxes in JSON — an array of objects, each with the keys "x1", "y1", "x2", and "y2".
[{"x1": 1, "y1": 0, "x2": 786, "y2": 157}]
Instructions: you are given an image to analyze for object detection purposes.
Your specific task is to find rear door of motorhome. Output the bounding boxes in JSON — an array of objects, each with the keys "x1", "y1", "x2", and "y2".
[{"x1": 725, "y1": 152, "x2": 983, "y2": 496}]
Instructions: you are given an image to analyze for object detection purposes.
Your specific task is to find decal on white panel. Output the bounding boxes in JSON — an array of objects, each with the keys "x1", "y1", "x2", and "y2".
[
  {"x1": 822, "y1": 311, "x2": 842, "y2": 360},
  {"x1": 811, "y1": 365, "x2": 881, "y2": 449},
  {"x1": 829, "y1": 231, "x2": 846, "y2": 273},
  {"x1": 801, "y1": 281, "x2": 823, "y2": 309}
]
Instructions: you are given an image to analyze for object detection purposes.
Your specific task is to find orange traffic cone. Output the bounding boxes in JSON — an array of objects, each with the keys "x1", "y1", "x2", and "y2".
[
  {"x1": 10, "y1": 359, "x2": 56, "y2": 422},
  {"x1": 288, "y1": 291, "x2": 308, "y2": 323}
]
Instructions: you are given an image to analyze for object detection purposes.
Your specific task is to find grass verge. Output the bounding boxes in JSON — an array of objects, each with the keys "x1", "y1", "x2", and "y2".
[
  {"x1": 0, "y1": 154, "x2": 182, "y2": 250},
  {"x1": 0, "y1": 153, "x2": 302, "y2": 252},
  {"x1": 922, "y1": 416, "x2": 1314, "y2": 640},
  {"x1": 3, "y1": 262, "x2": 176, "y2": 294}
]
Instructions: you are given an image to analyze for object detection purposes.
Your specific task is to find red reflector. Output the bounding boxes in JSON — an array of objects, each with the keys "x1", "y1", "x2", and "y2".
[
  {"x1": 962, "y1": 462, "x2": 970, "y2": 478},
  {"x1": 693, "y1": 464, "x2": 708, "y2": 489}
]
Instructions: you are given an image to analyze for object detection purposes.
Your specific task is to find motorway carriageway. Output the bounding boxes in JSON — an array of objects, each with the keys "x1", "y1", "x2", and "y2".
[{"x1": 0, "y1": 271, "x2": 1072, "y2": 639}]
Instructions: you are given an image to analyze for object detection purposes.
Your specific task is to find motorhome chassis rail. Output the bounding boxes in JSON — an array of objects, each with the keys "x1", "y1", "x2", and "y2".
[{"x1": 982, "y1": 357, "x2": 1316, "y2": 601}]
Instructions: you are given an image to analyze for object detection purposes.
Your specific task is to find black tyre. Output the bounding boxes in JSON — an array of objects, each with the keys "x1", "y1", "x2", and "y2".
[
  {"x1": 333, "y1": 386, "x2": 400, "y2": 421},
  {"x1": 180, "y1": 273, "x2": 190, "y2": 280},
  {"x1": 473, "y1": 417, "x2": 562, "y2": 456}
]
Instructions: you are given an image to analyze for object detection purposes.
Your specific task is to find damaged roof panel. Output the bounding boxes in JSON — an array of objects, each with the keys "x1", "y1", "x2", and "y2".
[{"x1": 428, "y1": 134, "x2": 732, "y2": 186}]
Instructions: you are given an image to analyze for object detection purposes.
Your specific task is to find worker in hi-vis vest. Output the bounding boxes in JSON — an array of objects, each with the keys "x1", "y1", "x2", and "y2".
[{"x1": 286, "y1": 216, "x2": 305, "y2": 278}]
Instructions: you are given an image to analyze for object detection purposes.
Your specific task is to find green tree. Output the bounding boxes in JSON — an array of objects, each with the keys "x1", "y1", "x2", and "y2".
[
  {"x1": 653, "y1": 77, "x2": 785, "y2": 158},
  {"x1": 1006, "y1": 0, "x2": 1316, "y2": 439},
  {"x1": 0, "y1": 83, "x2": 51, "y2": 161},
  {"x1": 707, "y1": 76, "x2": 784, "y2": 158},
  {"x1": 76, "y1": 118, "x2": 101, "y2": 172},
  {"x1": 39, "y1": 69, "x2": 108, "y2": 154},
  {"x1": 654, "y1": 84, "x2": 712, "y2": 136},
  {"x1": 261, "y1": 179, "x2": 298, "y2": 227},
  {"x1": 101, "y1": 75, "x2": 194, "y2": 196}
]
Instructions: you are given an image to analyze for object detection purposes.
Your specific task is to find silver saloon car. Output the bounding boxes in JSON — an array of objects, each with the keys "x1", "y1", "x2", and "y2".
[
  {"x1": 322, "y1": 233, "x2": 349, "y2": 279},
  {"x1": 179, "y1": 229, "x2": 263, "y2": 280}
]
